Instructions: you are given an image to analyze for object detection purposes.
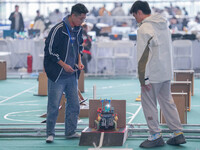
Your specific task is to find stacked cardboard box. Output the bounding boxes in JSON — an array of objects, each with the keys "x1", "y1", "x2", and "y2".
[
  {"x1": 160, "y1": 93, "x2": 187, "y2": 124},
  {"x1": 0, "y1": 61, "x2": 6, "y2": 80},
  {"x1": 174, "y1": 70, "x2": 194, "y2": 96},
  {"x1": 78, "y1": 70, "x2": 84, "y2": 93},
  {"x1": 38, "y1": 72, "x2": 48, "y2": 96}
]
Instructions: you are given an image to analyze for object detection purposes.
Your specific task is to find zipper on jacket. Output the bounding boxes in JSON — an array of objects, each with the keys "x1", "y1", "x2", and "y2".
[{"x1": 55, "y1": 31, "x2": 70, "y2": 82}]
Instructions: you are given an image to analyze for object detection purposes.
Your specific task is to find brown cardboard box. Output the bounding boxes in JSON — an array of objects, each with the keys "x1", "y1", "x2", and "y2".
[
  {"x1": 38, "y1": 72, "x2": 48, "y2": 96},
  {"x1": 56, "y1": 95, "x2": 66, "y2": 123},
  {"x1": 100, "y1": 26, "x2": 112, "y2": 34},
  {"x1": 78, "y1": 70, "x2": 84, "y2": 93},
  {"x1": 40, "y1": 94, "x2": 66, "y2": 119},
  {"x1": 79, "y1": 104, "x2": 89, "y2": 118},
  {"x1": 38, "y1": 70, "x2": 84, "y2": 95},
  {"x1": 0, "y1": 61, "x2": 6, "y2": 80},
  {"x1": 160, "y1": 92, "x2": 187, "y2": 124},
  {"x1": 56, "y1": 94, "x2": 89, "y2": 123},
  {"x1": 79, "y1": 100, "x2": 128, "y2": 147},
  {"x1": 171, "y1": 81, "x2": 191, "y2": 111},
  {"x1": 174, "y1": 70, "x2": 194, "y2": 96}
]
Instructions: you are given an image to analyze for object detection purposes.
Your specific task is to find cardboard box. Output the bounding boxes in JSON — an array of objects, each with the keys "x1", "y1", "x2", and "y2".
[
  {"x1": 78, "y1": 70, "x2": 84, "y2": 93},
  {"x1": 79, "y1": 127, "x2": 128, "y2": 146},
  {"x1": 79, "y1": 104, "x2": 89, "y2": 118},
  {"x1": 174, "y1": 70, "x2": 194, "y2": 96},
  {"x1": 38, "y1": 72, "x2": 48, "y2": 96},
  {"x1": 40, "y1": 94, "x2": 66, "y2": 119},
  {"x1": 100, "y1": 26, "x2": 112, "y2": 34},
  {"x1": 56, "y1": 94, "x2": 89, "y2": 123},
  {"x1": 38, "y1": 70, "x2": 84, "y2": 95},
  {"x1": 171, "y1": 81, "x2": 191, "y2": 111},
  {"x1": 79, "y1": 99, "x2": 128, "y2": 146},
  {"x1": 56, "y1": 94, "x2": 67, "y2": 123},
  {"x1": 160, "y1": 92, "x2": 187, "y2": 124},
  {"x1": 0, "y1": 61, "x2": 6, "y2": 80}
]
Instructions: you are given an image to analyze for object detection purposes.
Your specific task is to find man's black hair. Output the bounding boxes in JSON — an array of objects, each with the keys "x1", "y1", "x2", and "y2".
[
  {"x1": 71, "y1": 3, "x2": 89, "y2": 15},
  {"x1": 130, "y1": 1, "x2": 151, "y2": 15}
]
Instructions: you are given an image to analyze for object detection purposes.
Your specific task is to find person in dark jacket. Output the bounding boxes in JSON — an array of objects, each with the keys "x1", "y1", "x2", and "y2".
[
  {"x1": 44, "y1": 3, "x2": 88, "y2": 143},
  {"x1": 8, "y1": 5, "x2": 24, "y2": 33},
  {"x1": 81, "y1": 23, "x2": 92, "y2": 73}
]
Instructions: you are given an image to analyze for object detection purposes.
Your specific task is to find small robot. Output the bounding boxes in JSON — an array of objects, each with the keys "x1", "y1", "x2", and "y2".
[{"x1": 95, "y1": 99, "x2": 118, "y2": 131}]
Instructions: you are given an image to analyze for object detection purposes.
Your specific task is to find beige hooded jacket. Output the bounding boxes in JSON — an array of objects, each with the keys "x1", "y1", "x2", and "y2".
[{"x1": 137, "y1": 13, "x2": 173, "y2": 86}]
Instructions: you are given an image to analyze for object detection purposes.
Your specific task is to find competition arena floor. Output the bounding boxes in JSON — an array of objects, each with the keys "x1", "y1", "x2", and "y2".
[{"x1": 0, "y1": 75, "x2": 200, "y2": 150}]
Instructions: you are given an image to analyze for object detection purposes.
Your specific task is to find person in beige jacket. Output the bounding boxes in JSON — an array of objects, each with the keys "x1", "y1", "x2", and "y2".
[{"x1": 130, "y1": 1, "x2": 186, "y2": 148}]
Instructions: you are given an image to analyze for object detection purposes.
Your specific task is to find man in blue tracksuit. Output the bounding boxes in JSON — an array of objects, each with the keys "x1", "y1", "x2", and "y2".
[{"x1": 44, "y1": 3, "x2": 88, "y2": 143}]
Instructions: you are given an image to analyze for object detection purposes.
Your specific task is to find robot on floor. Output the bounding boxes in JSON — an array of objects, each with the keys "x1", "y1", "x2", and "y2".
[{"x1": 95, "y1": 99, "x2": 118, "y2": 131}]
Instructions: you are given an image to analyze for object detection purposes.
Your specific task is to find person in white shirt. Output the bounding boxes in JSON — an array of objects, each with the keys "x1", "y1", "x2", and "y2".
[
  {"x1": 130, "y1": 1, "x2": 186, "y2": 148},
  {"x1": 111, "y1": 2, "x2": 126, "y2": 26},
  {"x1": 49, "y1": 9, "x2": 63, "y2": 25}
]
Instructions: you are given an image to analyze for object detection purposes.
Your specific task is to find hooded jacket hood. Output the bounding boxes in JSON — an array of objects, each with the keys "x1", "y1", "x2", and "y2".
[
  {"x1": 142, "y1": 13, "x2": 167, "y2": 30},
  {"x1": 63, "y1": 16, "x2": 81, "y2": 32}
]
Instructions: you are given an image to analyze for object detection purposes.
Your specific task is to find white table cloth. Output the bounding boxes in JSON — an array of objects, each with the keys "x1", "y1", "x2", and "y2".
[{"x1": 0, "y1": 39, "x2": 45, "y2": 71}]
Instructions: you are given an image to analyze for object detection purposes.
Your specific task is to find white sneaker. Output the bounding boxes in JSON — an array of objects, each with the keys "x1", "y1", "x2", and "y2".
[
  {"x1": 66, "y1": 133, "x2": 80, "y2": 139},
  {"x1": 46, "y1": 135, "x2": 54, "y2": 143}
]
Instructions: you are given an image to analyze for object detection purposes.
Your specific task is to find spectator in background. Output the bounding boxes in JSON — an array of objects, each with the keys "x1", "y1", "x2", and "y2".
[
  {"x1": 195, "y1": 16, "x2": 200, "y2": 23},
  {"x1": 111, "y1": 2, "x2": 126, "y2": 26},
  {"x1": 168, "y1": 3, "x2": 175, "y2": 16},
  {"x1": 197, "y1": 11, "x2": 200, "y2": 18},
  {"x1": 183, "y1": 7, "x2": 188, "y2": 16},
  {"x1": 8, "y1": 5, "x2": 24, "y2": 33},
  {"x1": 111, "y1": 2, "x2": 122, "y2": 15},
  {"x1": 98, "y1": 4, "x2": 112, "y2": 25},
  {"x1": 49, "y1": 9, "x2": 63, "y2": 25},
  {"x1": 34, "y1": 10, "x2": 44, "y2": 22},
  {"x1": 161, "y1": 7, "x2": 170, "y2": 19},
  {"x1": 175, "y1": 6, "x2": 182, "y2": 16},
  {"x1": 187, "y1": 16, "x2": 200, "y2": 31},
  {"x1": 169, "y1": 16, "x2": 183, "y2": 31},
  {"x1": 81, "y1": 23, "x2": 92, "y2": 73},
  {"x1": 98, "y1": 4, "x2": 111, "y2": 16},
  {"x1": 87, "y1": 7, "x2": 98, "y2": 24},
  {"x1": 64, "y1": 7, "x2": 70, "y2": 16},
  {"x1": 182, "y1": 18, "x2": 189, "y2": 30},
  {"x1": 33, "y1": 10, "x2": 45, "y2": 33},
  {"x1": 151, "y1": 6, "x2": 157, "y2": 14},
  {"x1": 90, "y1": 7, "x2": 98, "y2": 17}
]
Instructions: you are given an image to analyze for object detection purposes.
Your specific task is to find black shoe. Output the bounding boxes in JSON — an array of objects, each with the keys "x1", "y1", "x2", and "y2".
[
  {"x1": 167, "y1": 134, "x2": 186, "y2": 145},
  {"x1": 140, "y1": 136, "x2": 165, "y2": 148}
]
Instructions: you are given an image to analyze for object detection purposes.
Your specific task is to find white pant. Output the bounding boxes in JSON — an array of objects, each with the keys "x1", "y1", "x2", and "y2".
[{"x1": 141, "y1": 80, "x2": 182, "y2": 135}]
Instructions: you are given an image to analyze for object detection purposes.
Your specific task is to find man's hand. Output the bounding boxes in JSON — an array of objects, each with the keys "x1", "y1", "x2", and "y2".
[
  {"x1": 78, "y1": 63, "x2": 84, "y2": 70},
  {"x1": 141, "y1": 84, "x2": 152, "y2": 92},
  {"x1": 58, "y1": 60, "x2": 75, "y2": 73},
  {"x1": 63, "y1": 64, "x2": 75, "y2": 73}
]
